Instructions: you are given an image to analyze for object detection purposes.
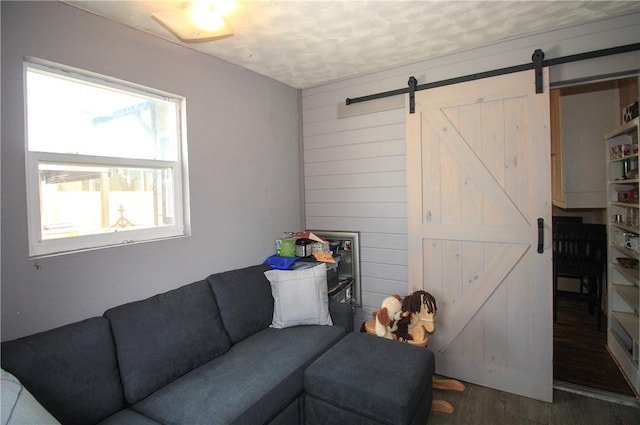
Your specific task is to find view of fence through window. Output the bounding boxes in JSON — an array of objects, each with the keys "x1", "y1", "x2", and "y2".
[
  {"x1": 37, "y1": 163, "x2": 174, "y2": 240},
  {"x1": 26, "y1": 62, "x2": 186, "y2": 255}
]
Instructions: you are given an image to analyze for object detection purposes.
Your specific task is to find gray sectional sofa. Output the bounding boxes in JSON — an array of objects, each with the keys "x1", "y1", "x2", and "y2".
[{"x1": 1, "y1": 264, "x2": 349, "y2": 425}]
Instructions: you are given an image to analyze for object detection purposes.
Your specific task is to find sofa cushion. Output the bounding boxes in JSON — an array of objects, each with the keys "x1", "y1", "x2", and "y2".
[
  {"x1": 104, "y1": 279, "x2": 230, "y2": 404},
  {"x1": 267, "y1": 398, "x2": 301, "y2": 425},
  {"x1": 1, "y1": 369, "x2": 61, "y2": 425},
  {"x1": 97, "y1": 409, "x2": 163, "y2": 425},
  {"x1": 206, "y1": 264, "x2": 274, "y2": 344},
  {"x1": 0, "y1": 317, "x2": 125, "y2": 425},
  {"x1": 133, "y1": 325, "x2": 346, "y2": 425},
  {"x1": 264, "y1": 264, "x2": 333, "y2": 329}
]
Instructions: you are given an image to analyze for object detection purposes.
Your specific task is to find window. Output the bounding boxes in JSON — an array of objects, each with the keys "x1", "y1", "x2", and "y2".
[{"x1": 25, "y1": 60, "x2": 190, "y2": 257}]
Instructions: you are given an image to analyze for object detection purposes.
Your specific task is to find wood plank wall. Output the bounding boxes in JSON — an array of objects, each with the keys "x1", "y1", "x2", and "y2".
[
  {"x1": 302, "y1": 94, "x2": 408, "y2": 326},
  {"x1": 301, "y1": 14, "x2": 640, "y2": 329}
]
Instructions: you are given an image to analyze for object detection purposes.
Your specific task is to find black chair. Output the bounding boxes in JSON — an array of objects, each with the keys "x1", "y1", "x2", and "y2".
[
  {"x1": 552, "y1": 215, "x2": 583, "y2": 226},
  {"x1": 552, "y1": 222, "x2": 607, "y2": 330},
  {"x1": 552, "y1": 216, "x2": 583, "y2": 250}
]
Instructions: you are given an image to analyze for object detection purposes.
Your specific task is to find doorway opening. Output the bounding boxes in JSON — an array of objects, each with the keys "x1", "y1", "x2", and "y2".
[{"x1": 551, "y1": 76, "x2": 638, "y2": 398}]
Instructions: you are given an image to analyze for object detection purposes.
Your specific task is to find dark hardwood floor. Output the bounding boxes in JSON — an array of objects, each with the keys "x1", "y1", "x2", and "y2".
[
  {"x1": 427, "y1": 381, "x2": 640, "y2": 425},
  {"x1": 554, "y1": 295, "x2": 636, "y2": 397},
  {"x1": 426, "y1": 295, "x2": 640, "y2": 424}
]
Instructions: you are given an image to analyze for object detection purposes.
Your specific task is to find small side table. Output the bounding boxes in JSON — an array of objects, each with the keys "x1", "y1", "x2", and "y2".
[{"x1": 329, "y1": 278, "x2": 354, "y2": 332}]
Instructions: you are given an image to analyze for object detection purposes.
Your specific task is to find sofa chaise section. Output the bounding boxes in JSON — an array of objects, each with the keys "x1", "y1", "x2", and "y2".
[{"x1": 134, "y1": 325, "x2": 345, "y2": 425}]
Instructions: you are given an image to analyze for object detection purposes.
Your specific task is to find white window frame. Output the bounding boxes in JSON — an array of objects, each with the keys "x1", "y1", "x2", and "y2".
[{"x1": 24, "y1": 59, "x2": 191, "y2": 258}]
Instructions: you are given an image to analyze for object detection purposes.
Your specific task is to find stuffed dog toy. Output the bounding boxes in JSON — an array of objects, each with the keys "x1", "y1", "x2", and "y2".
[{"x1": 373, "y1": 294, "x2": 406, "y2": 339}]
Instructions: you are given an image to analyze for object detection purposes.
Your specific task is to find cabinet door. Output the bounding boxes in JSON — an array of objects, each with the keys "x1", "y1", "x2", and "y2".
[{"x1": 552, "y1": 84, "x2": 620, "y2": 209}]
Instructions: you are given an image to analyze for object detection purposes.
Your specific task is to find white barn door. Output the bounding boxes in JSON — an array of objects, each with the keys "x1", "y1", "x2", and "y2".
[{"x1": 406, "y1": 69, "x2": 553, "y2": 402}]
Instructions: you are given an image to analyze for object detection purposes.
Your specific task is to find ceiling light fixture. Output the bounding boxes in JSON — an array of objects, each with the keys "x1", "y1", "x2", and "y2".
[{"x1": 152, "y1": 1, "x2": 235, "y2": 43}]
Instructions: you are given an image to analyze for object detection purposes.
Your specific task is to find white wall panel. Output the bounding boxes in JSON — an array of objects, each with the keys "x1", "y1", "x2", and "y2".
[
  {"x1": 305, "y1": 125, "x2": 405, "y2": 150},
  {"x1": 305, "y1": 217, "x2": 407, "y2": 234},
  {"x1": 304, "y1": 109, "x2": 405, "y2": 137},
  {"x1": 361, "y1": 232, "x2": 407, "y2": 250},
  {"x1": 302, "y1": 12, "x2": 640, "y2": 331},
  {"x1": 306, "y1": 187, "x2": 407, "y2": 204},
  {"x1": 362, "y1": 262, "x2": 408, "y2": 282},
  {"x1": 303, "y1": 104, "x2": 338, "y2": 123},
  {"x1": 304, "y1": 171, "x2": 406, "y2": 189},
  {"x1": 361, "y1": 247, "x2": 408, "y2": 266},
  {"x1": 364, "y1": 277, "x2": 408, "y2": 296},
  {"x1": 305, "y1": 155, "x2": 405, "y2": 176},
  {"x1": 305, "y1": 139, "x2": 405, "y2": 162},
  {"x1": 306, "y1": 202, "x2": 405, "y2": 218}
]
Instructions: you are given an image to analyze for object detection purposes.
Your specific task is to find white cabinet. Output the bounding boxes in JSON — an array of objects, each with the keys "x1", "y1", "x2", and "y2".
[
  {"x1": 605, "y1": 117, "x2": 640, "y2": 394},
  {"x1": 552, "y1": 85, "x2": 620, "y2": 209}
]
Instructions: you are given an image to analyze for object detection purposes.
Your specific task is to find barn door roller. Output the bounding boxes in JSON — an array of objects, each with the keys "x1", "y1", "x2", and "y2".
[
  {"x1": 532, "y1": 49, "x2": 544, "y2": 94},
  {"x1": 408, "y1": 76, "x2": 417, "y2": 114}
]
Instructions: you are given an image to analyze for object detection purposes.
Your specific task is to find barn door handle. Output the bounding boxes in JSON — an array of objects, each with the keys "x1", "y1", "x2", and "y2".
[{"x1": 537, "y1": 218, "x2": 544, "y2": 253}]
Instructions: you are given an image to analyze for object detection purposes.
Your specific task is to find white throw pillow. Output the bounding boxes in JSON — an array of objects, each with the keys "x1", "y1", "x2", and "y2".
[
  {"x1": 1, "y1": 369, "x2": 60, "y2": 425},
  {"x1": 264, "y1": 264, "x2": 333, "y2": 329}
]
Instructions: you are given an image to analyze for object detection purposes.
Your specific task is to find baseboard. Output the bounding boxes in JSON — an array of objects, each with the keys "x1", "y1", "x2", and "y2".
[{"x1": 553, "y1": 380, "x2": 640, "y2": 408}]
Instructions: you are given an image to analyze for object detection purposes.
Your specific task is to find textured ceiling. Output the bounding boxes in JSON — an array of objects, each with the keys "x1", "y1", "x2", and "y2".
[{"x1": 63, "y1": 1, "x2": 640, "y2": 89}]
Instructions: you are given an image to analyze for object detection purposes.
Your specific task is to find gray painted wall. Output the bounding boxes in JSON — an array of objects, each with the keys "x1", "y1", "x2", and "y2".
[
  {"x1": 1, "y1": 2, "x2": 301, "y2": 341},
  {"x1": 301, "y1": 13, "x2": 640, "y2": 330}
]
